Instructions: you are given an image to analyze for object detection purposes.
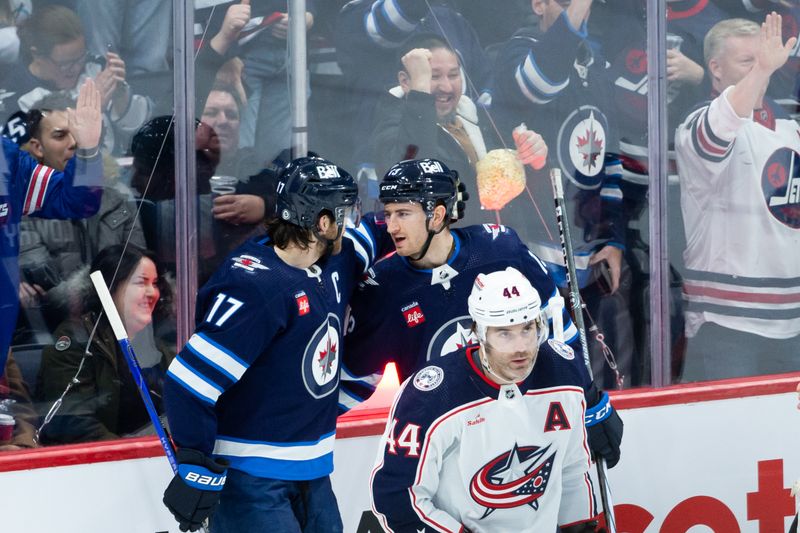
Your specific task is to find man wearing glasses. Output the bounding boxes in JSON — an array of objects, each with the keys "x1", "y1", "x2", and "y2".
[{"x1": 2, "y1": 5, "x2": 149, "y2": 154}]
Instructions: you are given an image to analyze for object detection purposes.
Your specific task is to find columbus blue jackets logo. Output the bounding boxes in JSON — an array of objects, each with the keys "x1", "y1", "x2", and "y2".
[
  {"x1": 762, "y1": 147, "x2": 800, "y2": 229},
  {"x1": 413, "y1": 365, "x2": 444, "y2": 391},
  {"x1": 301, "y1": 313, "x2": 341, "y2": 398},
  {"x1": 469, "y1": 443, "x2": 556, "y2": 517},
  {"x1": 557, "y1": 106, "x2": 609, "y2": 189},
  {"x1": 426, "y1": 316, "x2": 478, "y2": 361}
]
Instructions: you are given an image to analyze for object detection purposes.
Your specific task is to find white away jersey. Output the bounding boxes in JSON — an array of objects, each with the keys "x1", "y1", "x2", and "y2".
[
  {"x1": 370, "y1": 343, "x2": 598, "y2": 533},
  {"x1": 675, "y1": 87, "x2": 800, "y2": 338}
]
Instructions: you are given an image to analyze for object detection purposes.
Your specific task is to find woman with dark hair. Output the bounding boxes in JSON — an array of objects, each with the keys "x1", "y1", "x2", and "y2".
[{"x1": 36, "y1": 244, "x2": 175, "y2": 445}]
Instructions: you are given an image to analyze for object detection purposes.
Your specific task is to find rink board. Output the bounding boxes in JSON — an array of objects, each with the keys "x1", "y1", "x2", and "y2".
[{"x1": 0, "y1": 374, "x2": 797, "y2": 533}]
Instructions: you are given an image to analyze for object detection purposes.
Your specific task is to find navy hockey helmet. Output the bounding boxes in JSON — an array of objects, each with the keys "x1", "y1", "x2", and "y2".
[
  {"x1": 379, "y1": 158, "x2": 463, "y2": 222},
  {"x1": 275, "y1": 156, "x2": 360, "y2": 229}
]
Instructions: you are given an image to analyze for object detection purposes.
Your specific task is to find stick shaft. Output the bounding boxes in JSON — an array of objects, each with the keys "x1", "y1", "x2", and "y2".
[
  {"x1": 549, "y1": 170, "x2": 617, "y2": 532},
  {"x1": 90, "y1": 271, "x2": 179, "y2": 473}
]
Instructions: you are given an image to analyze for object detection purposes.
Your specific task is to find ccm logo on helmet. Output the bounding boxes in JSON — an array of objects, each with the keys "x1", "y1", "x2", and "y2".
[{"x1": 317, "y1": 164, "x2": 340, "y2": 179}]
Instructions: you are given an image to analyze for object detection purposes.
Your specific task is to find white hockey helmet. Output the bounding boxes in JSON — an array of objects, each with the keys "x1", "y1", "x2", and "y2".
[{"x1": 468, "y1": 267, "x2": 548, "y2": 343}]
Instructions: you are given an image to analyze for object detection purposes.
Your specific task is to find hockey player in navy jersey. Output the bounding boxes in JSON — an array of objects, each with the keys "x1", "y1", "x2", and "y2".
[
  {"x1": 342, "y1": 158, "x2": 623, "y2": 469},
  {"x1": 371, "y1": 267, "x2": 604, "y2": 533},
  {"x1": 162, "y1": 156, "x2": 388, "y2": 532},
  {"x1": 0, "y1": 78, "x2": 104, "y2": 376}
]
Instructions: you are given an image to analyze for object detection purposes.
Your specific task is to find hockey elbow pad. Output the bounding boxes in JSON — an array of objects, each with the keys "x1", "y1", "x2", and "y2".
[
  {"x1": 584, "y1": 384, "x2": 624, "y2": 468},
  {"x1": 163, "y1": 448, "x2": 229, "y2": 532}
]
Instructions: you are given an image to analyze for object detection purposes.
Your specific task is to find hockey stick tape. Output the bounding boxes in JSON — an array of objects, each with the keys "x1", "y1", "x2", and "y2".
[{"x1": 90, "y1": 270, "x2": 128, "y2": 341}]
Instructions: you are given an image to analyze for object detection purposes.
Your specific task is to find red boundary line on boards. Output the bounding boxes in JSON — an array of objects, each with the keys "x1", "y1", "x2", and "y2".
[{"x1": 1, "y1": 372, "x2": 797, "y2": 473}]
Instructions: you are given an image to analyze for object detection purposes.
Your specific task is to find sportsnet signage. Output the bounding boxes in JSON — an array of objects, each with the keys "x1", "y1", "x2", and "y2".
[{"x1": 401, "y1": 301, "x2": 425, "y2": 327}]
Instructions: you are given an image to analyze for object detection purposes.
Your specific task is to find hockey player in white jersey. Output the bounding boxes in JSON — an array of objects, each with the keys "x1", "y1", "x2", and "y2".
[
  {"x1": 674, "y1": 13, "x2": 800, "y2": 380},
  {"x1": 343, "y1": 158, "x2": 623, "y2": 469},
  {"x1": 371, "y1": 267, "x2": 603, "y2": 533}
]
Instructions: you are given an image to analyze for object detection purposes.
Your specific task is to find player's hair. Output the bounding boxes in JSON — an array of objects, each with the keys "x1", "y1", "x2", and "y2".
[
  {"x1": 17, "y1": 5, "x2": 84, "y2": 61},
  {"x1": 265, "y1": 211, "x2": 334, "y2": 251},
  {"x1": 704, "y1": 18, "x2": 759, "y2": 66},
  {"x1": 397, "y1": 33, "x2": 459, "y2": 71}
]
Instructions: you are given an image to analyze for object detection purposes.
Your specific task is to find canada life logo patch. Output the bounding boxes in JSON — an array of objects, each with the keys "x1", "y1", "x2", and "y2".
[
  {"x1": 402, "y1": 301, "x2": 425, "y2": 328},
  {"x1": 762, "y1": 147, "x2": 800, "y2": 228},
  {"x1": 295, "y1": 291, "x2": 310, "y2": 316},
  {"x1": 469, "y1": 443, "x2": 556, "y2": 518}
]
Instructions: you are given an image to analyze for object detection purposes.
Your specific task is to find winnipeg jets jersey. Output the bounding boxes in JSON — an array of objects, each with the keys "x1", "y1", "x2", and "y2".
[
  {"x1": 675, "y1": 88, "x2": 800, "y2": 338},
  {"x1": 491, "y1": 14, "x2": 626, "y2": 265},
  {"x1": 341, "y1": 224, "x2": 585, "y2": 410},
  {"x1": 0, "y1": 138, "x2": 102, "y2": 374},
  {"x1": 370, "y1": 342, "x2": 598, "y2": 533},
  {"x1": 164, "y1": 219, "x2": 387, "y2": 481}
]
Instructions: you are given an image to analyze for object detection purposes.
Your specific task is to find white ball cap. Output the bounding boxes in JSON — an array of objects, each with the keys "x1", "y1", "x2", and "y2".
[{"x1": 468, "y1": 267, "x2": 542, "y2": 329}]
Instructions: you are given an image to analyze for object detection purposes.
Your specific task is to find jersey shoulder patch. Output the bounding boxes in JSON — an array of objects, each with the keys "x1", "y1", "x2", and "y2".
[
  {"x1": 548, "y1": 339, "x2": 575, "y2": 360},
  {"x1": 413, "y1": 365, "x2": 445, "y2": 391}
]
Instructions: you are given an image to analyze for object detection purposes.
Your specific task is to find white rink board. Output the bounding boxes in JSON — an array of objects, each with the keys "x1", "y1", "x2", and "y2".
[{"x1": 0, "y1": 392, "x2": 797, "y2": 533}]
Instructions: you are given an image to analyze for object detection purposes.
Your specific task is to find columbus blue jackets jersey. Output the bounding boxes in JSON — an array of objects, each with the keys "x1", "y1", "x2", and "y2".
[
  {"x1": 371, "y1": 342, "x2": 598, "y2": 532},
  {"x1": 164, "y1": 218, "x2": 388, "y2": 481},
  {"x1": 0, "y1": 138, "x2": 102, "y2": 374},
  {"x1": 341, "y1": 224, "x2": 587, "y2": 410}
]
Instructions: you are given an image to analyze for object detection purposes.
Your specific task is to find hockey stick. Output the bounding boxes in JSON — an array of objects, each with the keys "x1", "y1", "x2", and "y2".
[
  {"x1": 549, "y1": 169, "x2": 617, "y2": 533},
  {"x1": 90, "y1": 271, "x2": 211, "y2": 533}
]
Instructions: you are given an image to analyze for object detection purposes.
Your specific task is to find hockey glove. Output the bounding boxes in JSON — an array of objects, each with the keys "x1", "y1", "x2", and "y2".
[
  {"x1": 584, "y1": 383, "x2": 624, "y2": 468},
  {"x1": 163, "y1": 448, "x2": 229, "y2": 532}
]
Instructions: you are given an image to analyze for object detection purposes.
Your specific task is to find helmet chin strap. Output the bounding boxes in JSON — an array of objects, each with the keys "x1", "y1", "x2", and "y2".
[
  {"x1": 408, "y1": 216, "x2": 448, "y2": 262},
  {"x1": 478, "y1": 344, "x2": 516, "y2": 386}
]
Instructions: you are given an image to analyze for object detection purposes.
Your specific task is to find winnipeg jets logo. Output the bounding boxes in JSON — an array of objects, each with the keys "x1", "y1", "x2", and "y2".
[
  {"x1": 572, "y1": 111, "x2": 605, "y2": 175},
  {"x1": 301, "y1": 313, "x2": 341, "y2": 398},
  {"x1": 426, "y1": 316, "x2": 478, "y2": 361},
  {"x1": 558, "y1": 105, "x2": 609, "y2": 189},
  {"x1": 231, "y1": 254, "x2": 269, "y2": 273},
  {"x1": 762, "y1": 147, "x2": 800, "y2": 228},
  {"x1": 469, "y1": 443, "x2": 556, "y2": 518}
]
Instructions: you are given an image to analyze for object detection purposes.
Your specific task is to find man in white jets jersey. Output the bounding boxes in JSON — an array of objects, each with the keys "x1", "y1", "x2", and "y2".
[
  {"x1": 370, "y1": 267, "x2": 603, "y2": 533},
  {"x1": 675, "y1": 13, "x2": 800, "y2": 381}
]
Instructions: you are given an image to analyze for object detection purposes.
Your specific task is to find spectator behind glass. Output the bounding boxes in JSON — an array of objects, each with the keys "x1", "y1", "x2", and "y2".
[
  {"x1": 202, "y1": 83, "x2": 277, "y2": 231},
  {"x1": 491, "y1": 0, "x2": 636, "y2": 388},
  {"x1": 2, "y1": 5, "x2": 150, "y2": 154},
  {"x1": 0, "y1": 0, "x2": 31, "y2": 68},
  {"x1": 335, "y1": 0, "x2": 491, "y2": 176},
  {"x1": 76, "y1": 0, "x2": 171, "y2": 76},
  {"x1": 675, "y1": 14, "x2": 800, "y2": 381},
  {"x1": 0, "y1": 350, "x2": 39, "y2": 451},
  {"x1": 197, "y1": 0, "x2": 315, "y2": 163},
  {"x1": 15, "y1": 92, "x2": 145, "y2": 339},
  {"x1": 36, "y1": 244, "x2": 174, "y2": 445},
  {"x1": 0, "y1": 78, "x2": 104, "y2": 379},
  {"x1": 368, "y1": 34, "x2": 547, "y2": 226}
]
